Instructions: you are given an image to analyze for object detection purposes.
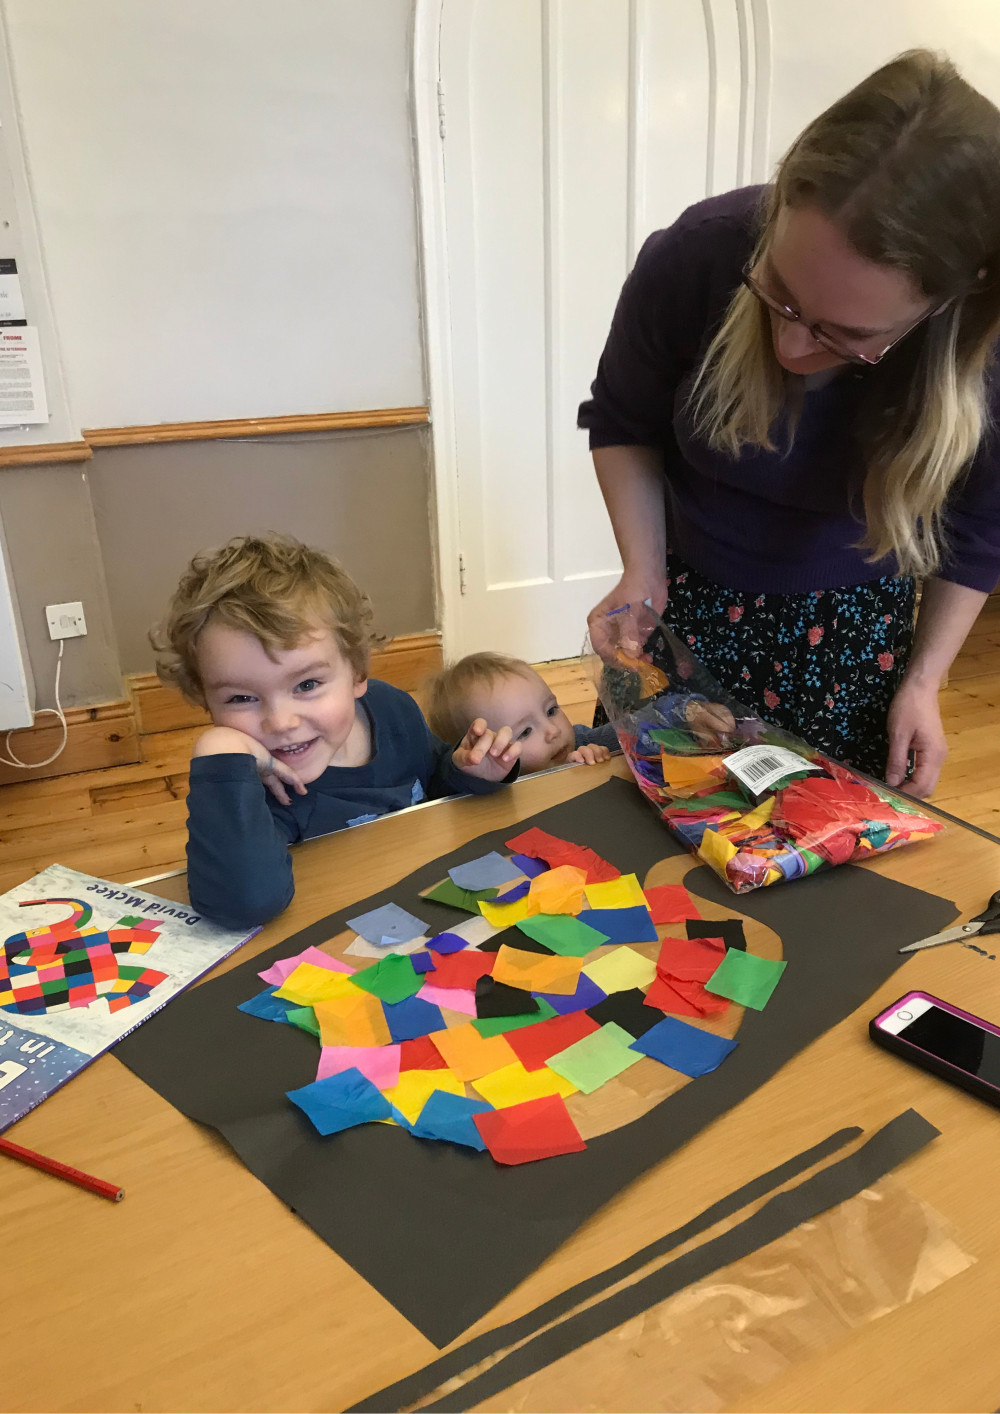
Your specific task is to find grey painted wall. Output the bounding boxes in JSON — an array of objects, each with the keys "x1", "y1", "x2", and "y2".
[{"x1": 88, "y1": 426, "x2": 437, "y2": 679}]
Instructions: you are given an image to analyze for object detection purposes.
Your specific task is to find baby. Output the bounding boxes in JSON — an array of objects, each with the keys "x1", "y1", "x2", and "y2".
[
  {"x1": 153, "y1": 536, "x2": 520, "y2": 928},
  {"x1": 427, "y1": 652, "x2": 737, "y2": 773}
]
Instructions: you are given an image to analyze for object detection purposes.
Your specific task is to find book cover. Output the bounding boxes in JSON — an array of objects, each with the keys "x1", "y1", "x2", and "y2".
[{"x1": 0, "y1": 864, "x2": 258, "y2": 1130}]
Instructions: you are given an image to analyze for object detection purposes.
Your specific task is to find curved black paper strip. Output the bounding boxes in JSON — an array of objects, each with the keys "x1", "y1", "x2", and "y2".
[{"x1": 114, "y1": 777, "x2": 957, "y2": 1347}]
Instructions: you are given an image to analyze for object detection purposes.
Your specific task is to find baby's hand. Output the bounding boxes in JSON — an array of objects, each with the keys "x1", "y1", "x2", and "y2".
[
  {"x1": 192, "y1": 726, "x2": 308, "y2": 807},
  {"x1": 567, "y1": 743, "x2": 612, "y2": 766},
  {"x1": 685, "y1": 700, "x2": 736, "y2": 746},
  {"x1": 453, "y1": 719, "x2": 521, "y2": 782}
]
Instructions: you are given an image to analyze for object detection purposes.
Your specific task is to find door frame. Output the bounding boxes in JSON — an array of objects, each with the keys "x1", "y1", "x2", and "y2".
[{"x1": 412, "y1": 0, "x2": 772, "y2": 661}]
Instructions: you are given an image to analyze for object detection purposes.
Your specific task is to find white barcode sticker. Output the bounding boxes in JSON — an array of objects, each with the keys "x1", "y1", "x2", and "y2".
[{"x1": 724, "y1": 744, "x2": 819, "y2": 795}]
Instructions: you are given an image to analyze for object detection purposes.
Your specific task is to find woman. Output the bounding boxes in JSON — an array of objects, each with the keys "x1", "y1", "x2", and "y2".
[{"x1": 581, "y1": 50, "x2": 1000, "y2": 794}]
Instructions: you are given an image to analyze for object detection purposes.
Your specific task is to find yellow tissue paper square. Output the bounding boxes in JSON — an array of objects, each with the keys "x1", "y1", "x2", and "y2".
[
  {"x1": 273, "y1": 963, "x2": 356, "y2": 1006},
  {"x1": 471, "y1": 1060, "x2": 577, "y2": 1108},
  {"x1": 380, "y1": 1068, "x2": 465, "y2": 1125},
  {"x1": 479, "y1": 895, "x2": 540, "y2": 928},
  {"x1": 583, "y1": 945, "x2": 657, "y2": 994},
  {"x1": 698, "y1": 828, "x2": 739, "y2": 873},
  {"x1": 583, "y1": 873, "x2": 647, "y2": 911}
]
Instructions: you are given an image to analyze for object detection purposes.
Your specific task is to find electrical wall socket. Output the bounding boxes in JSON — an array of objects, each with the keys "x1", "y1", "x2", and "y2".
[{"x1": 45, "y1": 601, "x2": 87, "y2": 640}]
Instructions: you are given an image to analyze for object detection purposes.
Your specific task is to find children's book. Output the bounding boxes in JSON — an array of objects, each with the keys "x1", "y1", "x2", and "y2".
[{"x1": 0, "y1": 864, "x2": 258, "y2": 1130}]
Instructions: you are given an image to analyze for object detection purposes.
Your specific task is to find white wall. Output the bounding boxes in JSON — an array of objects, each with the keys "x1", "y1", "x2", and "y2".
[
  {"x1": 766, "y1": 0, "x2": 1000, "y2": 166},
  {"x1": 3, "y1": 0, "x2": 425, "y2": 429}
]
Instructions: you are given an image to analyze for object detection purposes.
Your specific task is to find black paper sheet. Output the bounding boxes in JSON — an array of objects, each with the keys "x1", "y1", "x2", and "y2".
[
  {"x1": 416, "y1": 1109, "x2": 940, "y2": 1412},
  {"x1": 350, "y1": 1123, "x2": 862, "y2": 1413},
  {"x1": 114, "y1": 777, "x2": 956, "y2": 1347},
  {"x1": 686, "y1": 917, "x2": 747, "y2": 950}
]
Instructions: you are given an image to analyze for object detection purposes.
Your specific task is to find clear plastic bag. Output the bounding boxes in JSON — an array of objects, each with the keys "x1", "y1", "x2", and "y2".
[{"x1": 586, "y1": 604, "x2": 943, "y2": 894}]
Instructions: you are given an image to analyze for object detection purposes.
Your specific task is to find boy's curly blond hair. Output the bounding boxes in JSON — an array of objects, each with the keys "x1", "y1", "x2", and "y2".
[
  {"x1": 426, "y1": 651, "x2": 535, "y2": 743},
  {"x1": 151, "y1": 534, "x2": 380, "y2": 705}
]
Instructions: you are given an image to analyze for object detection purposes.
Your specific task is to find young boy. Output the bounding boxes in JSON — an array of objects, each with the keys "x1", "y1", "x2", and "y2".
[
  {"x1": 427, "y1": 652, "x2": 735, "y2": 774},
  {"x1": 154, "y1": 536, "x2": 521, "y2": 929}
]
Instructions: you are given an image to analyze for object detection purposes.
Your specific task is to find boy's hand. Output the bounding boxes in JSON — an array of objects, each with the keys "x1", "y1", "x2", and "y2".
[
  {"x1": 567, "y1": 743, "x2": 611, "y2": 766},
  {"x1": 685, "y1": 700, "x2": 736, "y2": 747},
  {"x1": 192, "y1": 726, "x2": 308, "y2": 806},
  {"x1": 453, "y1": 719, "x2": 521, "y2": 782}
]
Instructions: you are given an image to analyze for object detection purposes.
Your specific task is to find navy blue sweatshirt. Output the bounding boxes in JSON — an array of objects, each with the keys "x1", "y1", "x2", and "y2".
[{"x1": 186, "y1": 679, "x2": 514, "y2": 929}]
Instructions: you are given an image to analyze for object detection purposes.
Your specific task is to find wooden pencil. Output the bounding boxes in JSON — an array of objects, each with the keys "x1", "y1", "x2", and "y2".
[{"x1": 0, "y1": 1136, "x2": 124, "y2": 1201}]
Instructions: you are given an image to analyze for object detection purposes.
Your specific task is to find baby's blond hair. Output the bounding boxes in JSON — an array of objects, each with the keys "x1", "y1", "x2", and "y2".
[
  {"x1": 426, "y1": 652, "x2": 536, "y2": 743},
  {"x1": 151, "y1": 533, "x2": 379, "y2": 705}
]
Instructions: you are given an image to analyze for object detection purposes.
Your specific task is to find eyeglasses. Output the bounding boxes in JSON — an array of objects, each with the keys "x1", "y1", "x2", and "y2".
[{"x1": 741, "y1": 261, "x2": 939, "y2": 367}]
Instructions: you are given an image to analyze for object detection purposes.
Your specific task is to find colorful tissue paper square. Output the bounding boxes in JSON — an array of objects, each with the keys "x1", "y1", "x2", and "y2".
[
  {"x1": 475, "y1": 976, "x2": 540, "y2": 1019},
  {"x1": 505, "y1": 1008, "x2": 600, "y2": 1070},
  {"x1": 491, "y1": 945, "x2": 583, "y2": 995},
  {"x1": 656, "y1": 935, "x2": 725, "y2": 983},
  {"x1": 495, "y1": 880, "x2": 531, "y2": 904},
  {"x1": 546, "y1": 1021, "x2": 643, "y2": 1094},
  {"x1": 287, "y1": 1068, "x2": 390, "y2": 1136},
  {"x1": 412, "y1": 1091, "x2": 495, "y2": 1151},
  {"x1": 505, "y1": 828, "x2": 620, "y2": 883},
  {"x1": 631, "y1": 1016, "x2": 738, "y2": 1077},
  {"x1": 417, "y1": 983, "x2": 478, "y2": 1016},
  {"x1": 471, "y1": 1059, "x2": 577, "y2": 1108},
  {"x1": 316, "y1": 1043, "x2": 401, "y2": 1090},
  {"x1": 346, "y1": 903, "x2": 429, "y2": 945},
  {"x1": 410, "y1": 952, "x2": 436, "y2": 975},
  {"x1": 382, "y1": 994, "x2": 445, "y2": 1043},
  {"x1": 429, "y1": 1023, "x2": 518, "y2": 1081},
  {"x1": 706, "y1": 950, "x2": 787, "y2": 1010},
  {"x1": 510, "y1": 852, "x2": 549, "y2": 878},
  {"x1": 583, "y1": 946, "x2": 657, "y2": 994},
  {"x1": 643, "y1": 884, "x2": 703, "y2": 925},
  {"x1": 258, "y1": 946, "x2": 353, "y2": 987},
  {"x1": 449, "y1": 852, "x2": 524, "y2": 891},
  {"x1": 381, "y1": 1068, "x2": 465, "y2": 1126},
  {"x1": 426, "y1": 932, "x2": 469, "y2": 955},
  {"x1": 583, "y1": 873, "x2": 647, "y2": 911},
  {"x1": 471, "y1": 1000, "x2": 558, "y2": 1038},
  {"x1": 535, "y1": 972, "x2": 607, "y2": 1015},
  {"x1": 479, "y1": 895, "x2": 541, "y2": 929},
  {"x1": 477, "y1": 928, "x2": 554, "y2": 956},
  {"x1": 399, "y1": 1036, "x2": 449, "y2": 1070},
  {"x1": 349, "y1": 954, "x2": 423, "y2": 1005},
  {"x1": 473, "y1": 1094, "x2": 586, "y2": 1164},
  {"x1": 273, "y1": 962, "x2": 356, "y2": 1007},
  {"x1": 576, "y1": 906, "x2": 658, "y2": 944},
  {"x1": 687, "y1": 919, "x2": 747, "y2": 952},
  {"x1": 285, "y1": 1006, "x2": 321, "y2": 1037},
  {"x1": 238, "y1": 987, "x2": 296, "y2": 1024},
  {"x1": 586, "y1": 987, "x2": 664, "y2": 1038},
  {"x1": 527, "y1": 865, "x2": 588, "y2": 916},
  {"x1": 424, "y1": 879, "x2": 499, "y2": 913},
  {"x1": 515, "y1": 913, "x2": 609, "y2": 957},
  {"x1": 427, "y1": 949, "x2": 495, "y2": 990},
  {"x1": 312, "y1": 989, "x2": 391, "y2": 1048},
  {"x1": 643, "y1": 975, "x2": 706, "y2": 1018}
]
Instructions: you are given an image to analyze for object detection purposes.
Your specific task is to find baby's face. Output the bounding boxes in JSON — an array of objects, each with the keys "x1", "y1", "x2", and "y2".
[{"x1": 466, "y1": 670, "x2": 576, "y2": 774}]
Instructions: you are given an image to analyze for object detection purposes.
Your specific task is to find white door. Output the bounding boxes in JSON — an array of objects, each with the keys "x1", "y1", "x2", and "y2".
[{"x1": 417, "y1": 0, "x2": 769, "y2": 662}]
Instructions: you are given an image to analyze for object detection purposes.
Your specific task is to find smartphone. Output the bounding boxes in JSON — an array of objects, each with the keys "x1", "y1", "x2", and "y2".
[{"x1": 870, "y1": 990, "x2": 1000, "y2": 1108}]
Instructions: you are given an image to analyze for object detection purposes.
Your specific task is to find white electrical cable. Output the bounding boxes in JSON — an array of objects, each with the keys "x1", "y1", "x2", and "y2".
[{"x1": 0, "y1": 639, "x2": 68, "y2": 769}]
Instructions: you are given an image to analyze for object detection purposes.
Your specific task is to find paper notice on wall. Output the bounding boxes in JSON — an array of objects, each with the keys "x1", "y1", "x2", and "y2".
[
  {"x1": 0, "y1": 326, "x2": 47, "y2": 426},
  {"x1": 0, "y1": 259, "x2": 26, "y2": 325}
]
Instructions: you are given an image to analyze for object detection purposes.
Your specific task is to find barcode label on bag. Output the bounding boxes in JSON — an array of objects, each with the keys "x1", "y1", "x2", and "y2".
[{"x1": 725, "y1": 745, "x2": 819, "y2": 795}]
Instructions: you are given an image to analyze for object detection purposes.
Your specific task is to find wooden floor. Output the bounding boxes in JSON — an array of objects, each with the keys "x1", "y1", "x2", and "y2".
[{"x1": 1, "y1": 601, "x2": 997, "y2": 892}]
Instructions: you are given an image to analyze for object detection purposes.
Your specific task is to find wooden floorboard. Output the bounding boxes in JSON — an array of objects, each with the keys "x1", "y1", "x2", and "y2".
[{"x1": 0, "y1": 601, "x2": 997, "y2": 887}]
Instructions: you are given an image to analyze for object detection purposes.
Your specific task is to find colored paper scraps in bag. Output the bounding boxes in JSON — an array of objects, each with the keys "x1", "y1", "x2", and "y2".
[
  {"x1": 515, "y1": 913, "x2": 609, "y2": 956},
  {"x1": 706, "y1": 948, "x2": 786, "y2": 1010},
  {"x1": 491, "y1": 945, "x2": 583, "y2": 995},
  {"x1": 630, "y1": 1015, "x2": 738, "y2": 1076},
  {"x1": 449, "y1": 852, "x2": 525, "y2": 891},
  {"x1": 546, "y1": 1021, "x2": 643, "y2": 1094},
  {"x1": 473, "y1": 1094, "x2": 586, "y2": 1165},
  {"x1": 505, "y1": 826, "x2": 620, "y2": 883}
]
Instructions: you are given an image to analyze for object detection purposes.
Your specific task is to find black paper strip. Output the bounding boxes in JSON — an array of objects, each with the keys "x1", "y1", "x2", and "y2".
[
  {"x1": 348, "y1": 1123, "x2": 862, "y2": 1413},
  {"x1": 420, "y1": 1110, "x2": 939, "y2": 1412}
]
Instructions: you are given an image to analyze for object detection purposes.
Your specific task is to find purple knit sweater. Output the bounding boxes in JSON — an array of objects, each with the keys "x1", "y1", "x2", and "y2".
[{"x1": 578, "y1": 186, "x2": 1000, "y2": 594}]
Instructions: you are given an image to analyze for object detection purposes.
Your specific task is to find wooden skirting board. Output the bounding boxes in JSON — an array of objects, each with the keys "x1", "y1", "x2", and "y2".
[{"x1": 0, "y1": 632, "x2": 443, "y2": 787}]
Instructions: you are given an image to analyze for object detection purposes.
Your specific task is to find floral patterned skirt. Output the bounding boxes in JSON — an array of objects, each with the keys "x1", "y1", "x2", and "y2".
[{"x1": 600, "y1": 555, "x2": 917, "y2": 780}]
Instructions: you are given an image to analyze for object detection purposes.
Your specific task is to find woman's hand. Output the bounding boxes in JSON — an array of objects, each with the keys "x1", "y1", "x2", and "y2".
[
  {"x1": 587, "y1": 572, "x2": 669, "y2": 663},
  {"x1": 885, "y1": 676, "x2": 948, "y2": 797}
]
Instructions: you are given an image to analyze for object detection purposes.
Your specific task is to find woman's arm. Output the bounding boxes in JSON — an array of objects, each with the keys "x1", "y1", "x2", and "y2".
[
  {"x1": 587, "y1": 445, "x2": 669, "y2": 659},
  {"x1": 885, "y1": 576, "x2": 988, "y2": 795}
]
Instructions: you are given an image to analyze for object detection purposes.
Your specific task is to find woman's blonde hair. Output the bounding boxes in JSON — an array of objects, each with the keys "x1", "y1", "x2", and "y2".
[
  {"x1": 691, "y1": 49, "x2": 1000, "y2": 577},
  {"x1": 151, "y1": 533, "x2": 380, "y2": 704}
]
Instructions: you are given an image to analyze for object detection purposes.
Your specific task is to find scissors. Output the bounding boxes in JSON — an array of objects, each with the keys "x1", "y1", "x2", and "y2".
[{"x1": 899, "y1": 890, "x2": 1000, "y2": 953}]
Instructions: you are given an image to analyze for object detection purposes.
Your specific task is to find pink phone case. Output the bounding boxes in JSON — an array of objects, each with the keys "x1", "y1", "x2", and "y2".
[{"x1": 870, "y1": 989, "x2": 1000, "y2": 1106}]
